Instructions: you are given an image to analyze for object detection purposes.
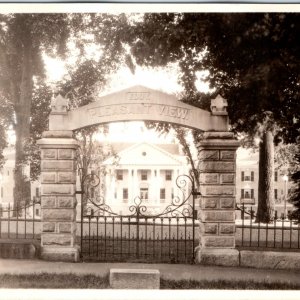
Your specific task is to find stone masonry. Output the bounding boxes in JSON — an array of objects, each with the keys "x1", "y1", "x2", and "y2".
[
  {"x1": 37, "y1": 130, "x2": 79, "y2": 262},
  {"x1": 196, "y1": 131, "x2": 240, "y2": 266}
]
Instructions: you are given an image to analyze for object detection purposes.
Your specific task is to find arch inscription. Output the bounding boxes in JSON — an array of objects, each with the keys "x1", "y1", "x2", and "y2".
[{"x1": 49, "y1": 85, "x2": 228, "y2": 132}]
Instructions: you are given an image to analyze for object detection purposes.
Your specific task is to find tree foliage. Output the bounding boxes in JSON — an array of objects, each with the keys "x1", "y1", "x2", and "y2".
[
  {"x1": 0, "y1": 13, "x2": 131, "y2": 208},
  {"x1": 125, "y1": 13, "x2": 300, "y2": 221}
]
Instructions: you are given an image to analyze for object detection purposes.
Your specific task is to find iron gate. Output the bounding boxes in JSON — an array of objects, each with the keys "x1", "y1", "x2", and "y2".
[{"x1": 78, "y1": 172, "x2": 199, "y2": 263}]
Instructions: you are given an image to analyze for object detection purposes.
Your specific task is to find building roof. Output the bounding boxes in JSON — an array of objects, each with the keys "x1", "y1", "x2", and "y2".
[{"x1": 103, "y1": 142, "x2": 185, "y2": 166}]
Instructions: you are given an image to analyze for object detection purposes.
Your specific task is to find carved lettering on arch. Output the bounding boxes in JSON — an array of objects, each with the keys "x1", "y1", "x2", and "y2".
[{"x1": 127, "y1": 92, "x2": 151, "y2": 101}]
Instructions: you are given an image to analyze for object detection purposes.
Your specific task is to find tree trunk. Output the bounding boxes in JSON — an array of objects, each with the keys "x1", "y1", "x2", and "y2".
[
  {"x1": 13, "y1": 33, "x2": 33, "y2": 213},
  {"x1": 256, "y1": 130, "x2": 275, "y2": 223}
]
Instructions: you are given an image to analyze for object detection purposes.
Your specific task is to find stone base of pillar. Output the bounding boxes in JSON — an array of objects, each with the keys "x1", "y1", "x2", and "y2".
[
  {"x1": 195, "y1": 248, "x2": 239, "y2": 267},
  {"x1": 40, "y1": 246, "x2": 80, "y2": 262}
]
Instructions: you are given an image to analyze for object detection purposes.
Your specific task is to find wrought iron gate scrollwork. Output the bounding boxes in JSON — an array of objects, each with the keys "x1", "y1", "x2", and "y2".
[{"x1": 78, "y1": 170, "x2": 200, "y2": 263}]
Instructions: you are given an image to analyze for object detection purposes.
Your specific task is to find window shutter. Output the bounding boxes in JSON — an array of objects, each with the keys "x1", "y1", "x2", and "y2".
[
  {"x1": 251, "y1": 189, "x2": 254, "y2": 199},
  {"x1": 251, "y1": 171, "x2": 254, "y2": 181},
  {"x1": 241, "y1": 171, "x2": 244, "y2": 181},
  {"x1": 241, "y1": 189, "x2": 244, "y2": 198}
]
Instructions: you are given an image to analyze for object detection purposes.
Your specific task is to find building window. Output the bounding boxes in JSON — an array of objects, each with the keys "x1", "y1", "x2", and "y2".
[
  {"x1": 89, "y1": 187, "x2": 95, "y2": 198},
  {"x1": 123, "y1": 188, "x2": 128, "y2": 202},
  {"x1": 274, "y1": 189, "x2": 278, "y2": 200},
  {"x1": 160, "y1": 188, "x2": 166, "y2": 201},
  {"x1": 141, "y1": 170, "x2": 148, "y2": 181},
  {"x1": 35, "y1": 187, "x2": 40, "y2": 197},
  {"x1": 35, "y1": 208, "x2": 40, "y2": 217},
  {"x1": 140, "y1": 188, "x2": 148, "y2": 201},
  {"x1": 117, "y1": 170, "x2": 123, "y2": 180},
  {"x1": 275, "y1": 171, "x2": 278, "y2": 182},
  {"x1": 165, "y1": 170, "x2": 172, "y2": 181},
  {"x1": 242, "y1": 171, "x2": 254, "y2": 182},
  {"x1": 241, "y1": 189, "x2": 254, "y2": 199}
]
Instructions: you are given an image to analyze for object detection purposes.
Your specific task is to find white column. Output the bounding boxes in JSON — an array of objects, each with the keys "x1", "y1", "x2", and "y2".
[
  {"x1": 151, "y1": 169, "x2": 155, "y2": 203},
  {"x1": 133, "y1": 168, "x2": 138, "y2": 199},
  {"x1": 156, "y1": 169, "x2": 160, "y2": 205}
]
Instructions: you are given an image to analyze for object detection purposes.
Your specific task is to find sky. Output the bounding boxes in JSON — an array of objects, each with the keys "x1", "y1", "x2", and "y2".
[{"x1": 43, "y1": 54, "x2": 211, "y2": 145}]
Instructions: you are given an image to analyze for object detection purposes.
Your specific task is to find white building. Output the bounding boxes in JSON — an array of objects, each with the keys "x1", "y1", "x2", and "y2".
[
  {"x1": 236, "y1": 148, "x2": 294, "y2": 218},
  {"x1": 100, "y1": 142, "x2": 190, "y2": 215},
  {"x1": 0, "y1": 146, "x2": 41, "y2": 216}
]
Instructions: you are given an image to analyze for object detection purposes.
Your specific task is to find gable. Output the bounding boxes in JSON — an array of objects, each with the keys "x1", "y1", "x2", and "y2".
[{"x1": 103, "y1": 143, "x2": 185, "y2": 167}]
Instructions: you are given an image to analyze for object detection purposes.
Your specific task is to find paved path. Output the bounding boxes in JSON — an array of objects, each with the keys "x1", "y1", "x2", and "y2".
[{"x1": 1, "y1": 258, "x2": 300, "y2": 285}]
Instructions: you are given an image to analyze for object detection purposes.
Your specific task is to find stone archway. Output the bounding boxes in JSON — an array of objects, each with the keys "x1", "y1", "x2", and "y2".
[{"x1": 37, "y1": 85, "x2": 239, "y2": 265}]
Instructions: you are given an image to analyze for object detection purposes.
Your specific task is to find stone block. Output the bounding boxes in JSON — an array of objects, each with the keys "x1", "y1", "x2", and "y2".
[
  {"x1": 199, "y1": 161, "x2": 235, "y2": 172},
  {"x1": 202, "y1": 132, "x2": 235, "y2": 140},
  {"x1": 41, "y1": 197, "x2": 56, "y2": 208},
  {"x1": 200, "y1": 173, "x2": 219, "y2": 184},
  {"x1": 57, "y1": 172, "x2": 76, "y2": 183},
  {"x1": 200, "y1": 236, "x2": 235, "y2": 248},
  {"x1": 42, "y1": 209, "x2": 75, "y2": 222},
  {"x1": 201, "y1": 186, "x2": 235, "y2": 196},
  {"x1": 58, "y1": 223, "x2": 72, "y2": 233},
  {"x1": 42, "y1": 184, "x2": 74, "y2": 195},
  {"x1": 42, "y1": 222, "x2": 56, "y2": 232},
  {"x1": 200, "y1": 210, "x2": 235, "y2": 222},
  {"x1": 196, "y1": 248, "x2": 239, "y2": 267},
  {"x1": 200, "y1": 223, "x2": 218, "y2": 234},
  {"x1": 220, "y1": 150, "x2": 235, "y2": 160},
  {"x1": 42, "y1": 172, "x2": 56, "y2": 184},
  {"x1": 41, "y1": 160, "x2": 74, "y2": 171},
  {"x1": 42, "y1": 131, "x2": 74, "y2": 138},
  {"x1": 42, "y1": 149, "x2": 57, "y2": 159},
  {"x1": 42, "y1": 234, "x2": 73, "y2": 246},
  {"x1": 0, "y1": 241, "x2": 37, "y2": 259},
  {"x1": 201, "y1": 198, "x2": 219, "y2": 209},
  {"x1": 58, "y1": 149, "x2": 75, "y2": 160},
  {"x1": 40, "y1": 246, "x2": 80, "y2": 262},
  {"x1": 240, "y1": 251, "x2": 300, "y2": 270},
  {"x1": 219, "y1": 223, "x2": 235, "y2": 234},
  {"x1": 57, "y1": 197, "x2": 75, "y2": 208},
  {"x1": 220, "y1": 174, "x2": 235, "y2": 184},
  {"x1": 198, "y1": 150, "x2": 219, "y2": 160},
  {"x1": 220, "y1": 198, "x2": 235, "y2": 209},
  {"x1": 109, "y1": 269, "x2": 160, "y2": 289}
]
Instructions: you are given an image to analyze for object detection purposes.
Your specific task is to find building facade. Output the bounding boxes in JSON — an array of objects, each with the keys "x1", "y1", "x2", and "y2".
[
  {"x1": 236, "y1": 148, "x2": 293, "y2": 218},
  {"x1": 0, "y1": 147, "x2": 41, "y2": 217},
  {"x1": 100, "y1": 142, "x2": 189, "y2": 215}
]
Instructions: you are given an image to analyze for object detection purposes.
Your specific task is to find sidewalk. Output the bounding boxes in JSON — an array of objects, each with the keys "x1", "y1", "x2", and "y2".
[{"x1": 1, "y1": 258, "x2": 300, "y2": 285}]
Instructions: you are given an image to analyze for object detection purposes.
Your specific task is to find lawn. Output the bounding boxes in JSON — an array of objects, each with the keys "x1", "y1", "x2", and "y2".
[{"x1": 0, "y1": 273, "x2": 300, "y2": 289}]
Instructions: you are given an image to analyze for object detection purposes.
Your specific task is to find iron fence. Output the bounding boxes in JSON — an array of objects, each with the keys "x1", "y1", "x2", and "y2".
[
  {"x1": 79, "y1": 215, "x2": 199, "y2": 263},
  {"x1": 0, "y1": 200, "x2": 41, "y2": 240},
  {"x1": 235, "y1": 204, "x2": 300, "y2": 250}
]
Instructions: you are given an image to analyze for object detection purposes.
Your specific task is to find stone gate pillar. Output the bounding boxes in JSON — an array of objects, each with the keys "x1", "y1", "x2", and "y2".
[
  {"x1": 37, "y1": 131, "x2": 79, "y2": 262},
  {"x1": 196, "y1": 131, "x2": 239, "y2": 266},
  {"x1": 37, "y1": 95, "x2": 79, "y2": 262}
]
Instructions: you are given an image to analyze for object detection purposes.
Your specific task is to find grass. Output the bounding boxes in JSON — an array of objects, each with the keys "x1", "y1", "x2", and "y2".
[{"x1": 1, "y1": 273, "x2": 300, "y2": 289}]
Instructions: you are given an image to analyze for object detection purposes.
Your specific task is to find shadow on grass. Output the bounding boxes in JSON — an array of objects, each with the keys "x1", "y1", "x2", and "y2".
[{"x1": 1, "y1": 273, "x2": 300, "y2": 290}]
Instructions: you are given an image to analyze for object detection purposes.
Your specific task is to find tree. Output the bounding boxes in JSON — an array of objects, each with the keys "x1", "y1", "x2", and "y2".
[
  {"x1": 0, "y1": 13, "x2": 131, "y2": 210},
  {"x1": 125, "y1": 13, "x2": 300, "y2": 222},
  {"x1": 0, "y1": 14, "x2": 70, "y2": 208}
]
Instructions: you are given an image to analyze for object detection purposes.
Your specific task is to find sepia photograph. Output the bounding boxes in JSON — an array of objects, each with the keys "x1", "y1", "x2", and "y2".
[{"x1": 0, "y1": 2, "x2": 300, "y2": 299}]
